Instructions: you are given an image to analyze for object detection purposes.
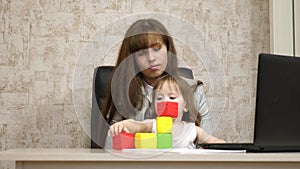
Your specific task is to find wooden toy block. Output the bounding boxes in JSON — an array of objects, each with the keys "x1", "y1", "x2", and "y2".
[
  {"x1": 157, "y1": 133, "x2": 172, "y2": 149},
  {"x1": 112, "y1": 132, "x2": 135, "y2": 150},
  {"x1": 157, "y1": 102, "x2": 178, "y2": 118},
  {"x1": 156, "y1": 116, "x2": 173, "y2": 134},
  {"x1": 135, "y1": 133, "x2": 157, "y2": 149}
]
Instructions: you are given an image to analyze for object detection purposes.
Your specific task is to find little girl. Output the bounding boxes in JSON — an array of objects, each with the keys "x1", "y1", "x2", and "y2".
[{"x1": 109, "y1": 75, "x2": 225, "y2": 148}]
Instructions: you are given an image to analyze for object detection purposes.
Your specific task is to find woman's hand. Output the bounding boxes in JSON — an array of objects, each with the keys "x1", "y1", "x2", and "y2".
[
  {"x1": 207, "y1": 137, "x2": 226, "y2": 143},
  {"x1": 196, "y1": 126, "x2": 226, "y2": 143}
]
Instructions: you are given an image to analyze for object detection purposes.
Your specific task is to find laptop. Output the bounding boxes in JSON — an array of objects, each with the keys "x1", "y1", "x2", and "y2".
[{"x1": 199, "y1": 53, "x2": 300, "y2": 152}]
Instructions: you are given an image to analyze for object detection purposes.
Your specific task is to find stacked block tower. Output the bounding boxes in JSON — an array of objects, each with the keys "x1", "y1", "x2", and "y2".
[{"x1": 112, "y1": 101, "x2": 178, "y2": 149}]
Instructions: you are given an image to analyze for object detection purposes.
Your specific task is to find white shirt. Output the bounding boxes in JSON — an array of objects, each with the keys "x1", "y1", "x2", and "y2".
[
  {"x1": 143, "y1": 81, "x2": 153, "y2": 103},
  {"x1": 152, "y1": 120, "x2": 197, "y2": 149}
]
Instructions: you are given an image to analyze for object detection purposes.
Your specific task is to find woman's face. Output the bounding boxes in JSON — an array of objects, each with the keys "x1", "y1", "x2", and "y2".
[
  {"x1": 154, "y1": 82, "x2": 186, "y2": 122},
  {"x1": 134, "y1": 40, "x2": 168, "y2": 86}
]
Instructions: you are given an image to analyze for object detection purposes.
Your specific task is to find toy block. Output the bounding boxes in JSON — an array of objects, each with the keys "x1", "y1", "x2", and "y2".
[
  {"x1": 112, "y1": 132, "x2": 135, "y2": 150},
  {"x1": 135, "y1": 133, "x2": 157, "y2": 149},
  {"x1": 157, "y1": 133, "x2": 172, "y2": 149},
  {"x1": 156, "y1": 116, "x2": 173, "y2": 134},
  {"x1": 157, "y1": 102, "x2": 178, "y2": 118}
]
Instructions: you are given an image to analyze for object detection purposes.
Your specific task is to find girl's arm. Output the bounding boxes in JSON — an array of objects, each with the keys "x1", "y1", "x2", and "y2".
[
  {"x1": 109, "y1": 119, "x2": 153, "y2": 136},
  {"x1": 196, "y1": 126, "x2": 226, "y2": 143}
]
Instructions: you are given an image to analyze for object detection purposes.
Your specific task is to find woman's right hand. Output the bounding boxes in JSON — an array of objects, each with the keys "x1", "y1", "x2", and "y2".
[{"x1": 109, "y1": 121, "x2": 130, "y2": 136}]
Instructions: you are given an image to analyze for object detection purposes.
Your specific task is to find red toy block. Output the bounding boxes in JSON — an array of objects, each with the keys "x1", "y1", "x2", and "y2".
[
  {"x1": 157, "y1": 102, "x2": 178, "y2": 118},
  {"x1": 112, "y1": 132, "x2": 135, "y2": 150}
]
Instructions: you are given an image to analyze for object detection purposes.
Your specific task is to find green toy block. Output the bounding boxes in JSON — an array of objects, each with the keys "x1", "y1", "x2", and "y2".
[
  {"x1": 156, "y1": 116, "x2": 173, "y2": 134},
  {"x1": 157, "y1": 133, "x2": 172, "y2": 149},
  {"x1": 135, "y1": 133, "x2": 157, "y2": 149}
]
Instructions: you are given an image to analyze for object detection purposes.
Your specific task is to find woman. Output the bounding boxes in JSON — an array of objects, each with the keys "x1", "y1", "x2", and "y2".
[{"x1": 100, "y1": 18, "x2": 213, "y2": 147}]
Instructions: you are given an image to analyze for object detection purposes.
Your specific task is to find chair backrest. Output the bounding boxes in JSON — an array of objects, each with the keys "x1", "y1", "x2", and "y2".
[{"x1": 91, "y1": 66, "x2": 194, "y2": 148}]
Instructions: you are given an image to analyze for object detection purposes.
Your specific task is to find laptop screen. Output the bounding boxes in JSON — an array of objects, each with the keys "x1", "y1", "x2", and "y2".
[{"x1": 254, "y1": 53, "x2": 300, "y2": 146}]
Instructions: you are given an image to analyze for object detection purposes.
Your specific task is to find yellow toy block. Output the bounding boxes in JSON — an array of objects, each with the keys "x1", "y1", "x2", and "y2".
[
  {"x1": 135, "y1": 133, "x2": 157, "y2": 149},
  {"x1": 156, "y1": 116, "x2": 173, "y2": 134}
]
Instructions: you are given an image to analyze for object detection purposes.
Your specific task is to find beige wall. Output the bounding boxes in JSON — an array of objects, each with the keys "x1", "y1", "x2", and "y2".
[
  {"x1": 296, "y1": 0, "x2": 300, "y2": 56},
  {"x1": 270, "y1": 0, "x2": 294, "y2": 55},
  {"x1": 270, "y1": 0, "x2": 300, "y2": 56},
  {"x1": 0, "y1": 0, "x2": 269, "y2": 166}
]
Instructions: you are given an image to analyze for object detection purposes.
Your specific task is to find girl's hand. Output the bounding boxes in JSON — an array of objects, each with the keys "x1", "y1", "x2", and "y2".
[
  {"x1": 108, "y1": 119, "x2": 153, "y2": 136},
  {"x1": 109, "y1": 121, "x2": 130, "y2": 136}
]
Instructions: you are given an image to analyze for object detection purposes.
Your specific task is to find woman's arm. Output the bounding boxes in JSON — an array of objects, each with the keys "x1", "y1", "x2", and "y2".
[
  {"x1": 194, "y1": 85, "x2": 213, "y2": 134},
  {"x1": 196, "y1": 126, "x2": 226, "y2": 143},
  {"x1": 109, "y1": 119, "x2": 153, "y2": 136},
  {"x1": 182, "y1": 77, "x2": 213, "y2": 134}
]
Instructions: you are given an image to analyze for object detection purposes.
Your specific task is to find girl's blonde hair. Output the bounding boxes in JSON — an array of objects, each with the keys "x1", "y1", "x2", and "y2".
[{"x1": 153, "y1": 75, "x2": 201, "y2": 126}]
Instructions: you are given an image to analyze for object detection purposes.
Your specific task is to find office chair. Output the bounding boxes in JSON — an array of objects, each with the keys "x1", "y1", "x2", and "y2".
[{"x1": 91, "y1": 66, "x2": 194, "y2": 148}]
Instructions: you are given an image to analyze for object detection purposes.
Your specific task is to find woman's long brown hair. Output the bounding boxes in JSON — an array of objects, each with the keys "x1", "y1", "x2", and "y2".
[{"x1": 101, "y1": 19, "x2": 178, "y2": 124}]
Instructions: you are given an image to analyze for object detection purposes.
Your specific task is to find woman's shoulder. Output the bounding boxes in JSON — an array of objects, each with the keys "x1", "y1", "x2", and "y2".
[
  {"x1": 180, "y1": 76, "x2": 206, "y2": 99},
  {"x1": 180, "y1": 76, "x2": 203, "y2": 87}
]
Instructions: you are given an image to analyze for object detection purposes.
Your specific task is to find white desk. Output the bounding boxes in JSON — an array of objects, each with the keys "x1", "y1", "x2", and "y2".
[{"x1": 1, "y1": 149, "x2": 300, "y2": 169}]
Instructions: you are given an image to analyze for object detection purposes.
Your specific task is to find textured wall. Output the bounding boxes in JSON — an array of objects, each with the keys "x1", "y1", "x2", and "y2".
[{"x1": 0, "y1": 0, "x2": 269, "y2": 167}]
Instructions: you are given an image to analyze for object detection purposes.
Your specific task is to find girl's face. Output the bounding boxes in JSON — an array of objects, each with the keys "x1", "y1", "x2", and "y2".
[
  {"x1": 134, "y1": 40, "x2": 168, "y2": 86},
  {"x1": 154, "y1": 82, "x2": 186, "y2": 122}
]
